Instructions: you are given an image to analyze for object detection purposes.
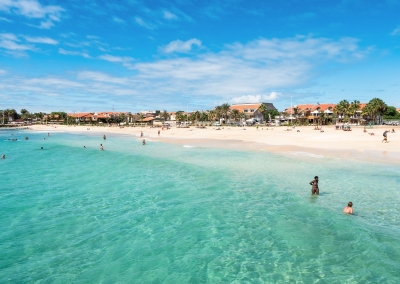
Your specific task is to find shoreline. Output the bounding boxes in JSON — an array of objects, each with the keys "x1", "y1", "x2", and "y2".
[{"x1": 26, "y1": 124, "x2": 400, "y2": 165}]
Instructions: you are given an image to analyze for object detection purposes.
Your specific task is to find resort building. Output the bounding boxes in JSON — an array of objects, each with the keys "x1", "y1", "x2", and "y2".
[
  {"x1": 283, "y1": 103, "x2": 368, "y2": 124},
  {"x1": 230, "y1": 103, "x2": 277, "y2": 122}
]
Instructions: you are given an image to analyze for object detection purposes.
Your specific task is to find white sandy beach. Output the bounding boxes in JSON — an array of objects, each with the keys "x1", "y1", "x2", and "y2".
[{"x1": 29, "y1": 124, "x2": 399, "y2": 164}]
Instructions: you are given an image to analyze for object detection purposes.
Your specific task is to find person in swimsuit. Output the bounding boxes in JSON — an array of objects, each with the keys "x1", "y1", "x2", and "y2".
[
  {"x1": 142, "y1": 139, "x2": 146, "y2": 145},
  {"x1": 309, "y1": 176, "x2": 319, "y2": 195},
  {"x1": 382, "y1": 131, "x2": 388, "y2": 143},
  {"x1": 103, "y1": 135, "x2": 106, "y2": 140},
  {"x1": 100, "y1": 144, "x2": 104, "y2": 150},
  {"x1": 343, "y1": 202, "x2": 353, "y2": 214}
]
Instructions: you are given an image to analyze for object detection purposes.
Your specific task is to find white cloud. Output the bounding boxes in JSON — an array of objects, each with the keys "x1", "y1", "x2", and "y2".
[
  {"x1": 98, "y1": 54, "x2": 134, "y2": 68},
  {"x1": 24, "y1": 36, "x2": 58, "y2": 45},
  {"x1": 58, "y1": 48, "x2": 90, "y2": 58},
  {"x1": 0, "y1": 69, "x2": 7, "y2": 75},
  {"x1": 134, "y1": 17, "x2": 155, "y2": 29},
  {"x1": 0, "y1": 16, "x2": 12, "y2": 22},
  {"x1": 77, "y1": 71, "x2": 129, "y2": 85},
  {"x1": 0, "y1": 0, "x2": 64, "y2": 29},
  {"x1": 231, "y1": 92, "x2": 282, "y2": 104},
  {"x1": 161, "y1": 38, "x2": 202, "y2": 53},
  {"x1": 391, "y1": 27, "x2": 400, "y2": 36},
  {"x1": 163, "y1": 10, "x2": 177, "y2": 20},
  {"x1": 113, "y1": 16, "x2": 124, "y2": 23},
  {"x1": 0, "y1": 35, "x2": 369, "y2": 111},
  {"x1": 0, "y1": 33, "x2": 35, "y2": 56}
]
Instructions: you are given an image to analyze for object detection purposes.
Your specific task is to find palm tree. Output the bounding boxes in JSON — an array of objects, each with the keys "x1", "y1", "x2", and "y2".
[
  {"x1": 258, "y1": 103, "x2": 267, "y2": 122},
  {"x1": 293, "y1": 106, "x2": 300, "y2": 124},
  {"x1": 239, "y1": 112, "x2": 246, "y2": 125},
  {"x1": 160, "y1": 110, "x2": 169, "y2": 121},
  {"x1": 348, "y1": 100, "x2": 360, "y2": 123},
  {"x1": 334, "y1": 100, "x2": 350, "y2": 122},
  {"x1": 231, "y1": 109, "x2": 240, "y2": 124},
  {"x1": 214, "y1": 106, "x2": 223, "y2": 123},
  {"x1": 220, "y1": 103, "x2": 230, "y2": 124},
  {"x1": 370, "y1": 98, "x2": 387, "y2": 124},
  {"x1": 207, "y1": 110, "x2": 216, "y2": 124},
  {"x1": 198, "y1": 112, "x2": 207, "y2": 124},
  {"x1": 139, "y1": 113, "x2": 145, "y2": 125}
]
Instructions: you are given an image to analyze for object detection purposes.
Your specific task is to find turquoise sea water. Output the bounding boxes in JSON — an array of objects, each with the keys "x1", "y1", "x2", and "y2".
[{"x1": 1, "y1": 129, "x2": 399, "y2": 283}]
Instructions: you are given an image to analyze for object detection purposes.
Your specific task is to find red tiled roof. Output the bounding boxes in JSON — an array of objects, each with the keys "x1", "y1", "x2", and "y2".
[
  {"x1": 311, "y1": 104, "x2": 336, "y2": 112},
  {"x1": 142, "y1": 117, "x2": 155, "y2": 122},
  {"x1": 230, "y1": 104, "x2": 261, "y2": 113}
]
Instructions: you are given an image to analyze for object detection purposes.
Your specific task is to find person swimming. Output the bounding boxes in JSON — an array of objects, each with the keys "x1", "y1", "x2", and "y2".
[
  {"x1": 1, "y1": 154, "x2": 5, "y2": 159},
  {"x1": 309, "y1": 176, "x2": 319, "y2": 195},
  {"x1": 343, "y1": 202, "x2": 353, "y2": 214}
]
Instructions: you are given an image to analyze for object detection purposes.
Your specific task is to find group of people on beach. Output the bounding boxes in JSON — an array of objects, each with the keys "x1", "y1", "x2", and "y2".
[{"x1": 309, "y1": 176, "x2": 353, "y2": 214}]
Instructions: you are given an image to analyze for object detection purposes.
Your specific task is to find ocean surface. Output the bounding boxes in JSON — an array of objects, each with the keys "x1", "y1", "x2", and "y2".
[{"x1": 1, "y1": 129, "x2": 399, "y2": 283}]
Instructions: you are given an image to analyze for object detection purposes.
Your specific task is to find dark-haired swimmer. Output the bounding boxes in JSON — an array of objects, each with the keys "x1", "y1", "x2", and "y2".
[
  {"x1": 309, "y1": 176, "x2": 319, "y2": 195},
  {"x1": 343, "y1": 202, "x2": 353, "y2": 214}
]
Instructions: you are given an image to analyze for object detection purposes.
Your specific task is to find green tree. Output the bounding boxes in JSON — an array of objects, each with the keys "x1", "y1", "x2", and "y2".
[
  {"x1": 365, "y1": 98, "x2": 387, "y2": 124},
  {"x1": 264, "y1": 109, "x2": 279, "y2": 122},
  {"x1": 258, "y1": 103, "x2": 267, "y2": 122},
  {"x1": 230, "y1": 109, "x2": 240, "y2": 124},
  {"x1": 160, "y1": 110, "x2": 169, "y2": 121},
  {"x1": 220, "y1": 103, "x2": 230, "y2": 124},
  {"x1": 384, "y1": 106, "x2": 400, "y2": 119}
]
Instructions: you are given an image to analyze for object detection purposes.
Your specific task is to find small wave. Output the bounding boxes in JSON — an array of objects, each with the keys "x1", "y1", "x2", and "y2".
[
  {"x1": 183, "y1": 145, "x2": 195, "y2": 148},
  {"x1": 285, "y1": 151, "x2": 324, "y2": 158},
  {"x1": 35, "y1": 130, "x2": 65, "y2": 133}
]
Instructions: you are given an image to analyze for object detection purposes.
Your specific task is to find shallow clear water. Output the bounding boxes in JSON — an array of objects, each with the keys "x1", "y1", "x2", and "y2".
[{"x1": 0, "y1": 129, "x2": 399, "y2": 283}]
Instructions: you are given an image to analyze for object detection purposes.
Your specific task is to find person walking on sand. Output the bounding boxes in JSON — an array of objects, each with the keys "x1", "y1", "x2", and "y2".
[
  {"x1": 158, "y1": 130, "x2": 160, "y2": 136},
  {"x1": 343, "y1": 202, "x2": 353, "y2": 214},
  {"x1": 382, "y1": 131, "x2": 388, "y2": 143},
  {"x1": 309, "y1": 176, "x2": 319, "y2": 195},
  {"x1": 141, "y1": 131, "x2": 143, "y2": 137}
]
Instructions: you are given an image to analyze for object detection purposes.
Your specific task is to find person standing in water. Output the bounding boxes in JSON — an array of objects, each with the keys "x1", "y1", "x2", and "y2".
[
  {"x1": 1, "y1": 154, "x2": 5, "y2": 159},
  {"x1": 100, "y1": 144, "x2": 104, "y2": 150},
  {"x1": 309, "y1": 176, "x2": 319, "y2": 195},
  {"x1": 142, "y1": 139, "x2": 146, "y2": 145},
  {"x1": 103, "y1": 135, "x2": 106, "y2": 140},
  {"x1": 343, "y1": 202, "x2": 353, "y2": 214}
]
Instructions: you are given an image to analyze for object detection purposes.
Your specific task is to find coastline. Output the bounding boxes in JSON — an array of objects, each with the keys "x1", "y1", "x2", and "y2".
[{"x1": 26, "y1": 124, "x2": 400, "y2": 164}]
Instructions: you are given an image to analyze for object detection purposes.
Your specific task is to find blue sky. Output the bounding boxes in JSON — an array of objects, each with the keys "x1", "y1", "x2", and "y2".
[{"x1": 0, "y1": 0, "x2": 399, "y2": 113}]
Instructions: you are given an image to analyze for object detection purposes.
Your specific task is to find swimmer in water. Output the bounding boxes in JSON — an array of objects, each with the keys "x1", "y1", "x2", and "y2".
[
  {"x1": 1, "y1": 154, "x2": 5, "y2": 159},
  {"x1": 343, "y1": 202, "x2": 353, "y2": 214},
  {"x1": 40, "y1": 147, "x2": 43, "y2": 150},
  {"x1": 309, "y1": 176, "x2": 319, "y2": 195}
]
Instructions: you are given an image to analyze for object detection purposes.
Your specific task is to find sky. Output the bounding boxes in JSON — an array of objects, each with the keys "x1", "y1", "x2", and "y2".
[{"x1": 0, "y1": 0, "x2": 399, "y2": 113}]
